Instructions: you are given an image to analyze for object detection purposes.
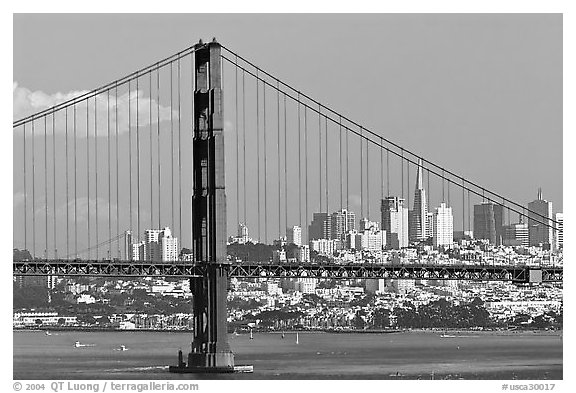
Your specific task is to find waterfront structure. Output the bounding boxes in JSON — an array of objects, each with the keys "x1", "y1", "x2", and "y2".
[
  {"x1": 287, "y1": 225, "x2": 302, "y2": 246},
  {"x1": 381, "y1": 197, "x2": 409, "y2": 249},
  {"x1": 408, "y1": 159, "x2": 429, "y2": 243},
  {"x1": 527, "y1": 188, "x2": 554, "y2": 249},
  {"x1": 432, "y1": 203, "x2": 453, "y2": 248},
  {"x1": 474, "y1": 202, "x2": 504, "y2": 245}
]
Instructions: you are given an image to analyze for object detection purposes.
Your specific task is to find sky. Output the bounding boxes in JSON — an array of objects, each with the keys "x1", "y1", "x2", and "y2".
[{"x1": 12, "y1": 13, "x2": 563, "y2": 250}]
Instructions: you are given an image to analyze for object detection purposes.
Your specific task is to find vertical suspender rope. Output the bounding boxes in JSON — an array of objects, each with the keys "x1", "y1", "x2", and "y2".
[
  {"x1": 157, "y1": 66, "x2": 161, "y2": 229},
  {"x1": 297, "y1": 93, "x2": 302, "y2": 232},
  {"x1": 115, "y1": 84, "x2": 120, "y2": 257},
  {"x1": 386, "y1": 148, "x2": 390, "y2": 197},
  {"x1": 360, "y1": 126, "x2": 363, "y2": 218},
  {"x1": 256, "y1": 69, "x2": 260, "y2": 242},
  {"x1": 108, "y1": 91, "x2": 112, "y2": 258},
  {"x1": 319, "y1": 104, "x2": 322, "y2": 213},
  {"x1": 149, "y1": 72, "x2": 153, "y2": 235},
  {"x1": 277, "y1": 80, "x2": 281, "y2": 238},
  {"x1": 339, "y1": 117, "x2": 343, "y2": 211},
  {"x1": 95, "y1": 95, "x2": 99, "y2": 259},
  {"x1": 73, "y1": 107, "x2": 77, "y2": 258},
  {"x1": 366, "y1": 131, "x2": 370, "y2": 219},
  {"x1": 263, "y1": 78, "x2": 267, "y2": 244},
  {"x1": 128, "y1": 82, "x2": 133, "y2": 237},
  {"x1": 87, "y1": 99, "x2": 91, "y2": 259},
  {"x1": 45, "y1": 116, "x2": 48, "y2": 258},
  {"x1": 462, "y1": 178, "x2": 465, "y2": 233},
  {"x1": 137, "y1": 75, "x2": 141, "y2": 247},
  {"x1": 170, "y1": 63, "x2": 174, "y2": 238},
  {"x1": 32, "y1": 120, "x2": 36, "y2": 258},
  {"x1": 235, "y1": 56, "x2": 239, "y2": 229},
  {"x1": 178, "y1": 58, "x2": 182, "y2": 242},
  {"x1": 23, "y1": 123, "x2": 27, "y2": 252},
  {"x1": 325, "y1": 116, "x2": 329, "y2": 215},
  {"x1": 346, "y1": 121, "x2": 349, "y2": 210},
  {"x1": 400, "y1": 148, "x2": 404, "y2": 202},
  {"x1": 304, "y1": 105, "x2": 308, "y2": 238},
  {"x1": 242, "y1": 70, "x2": 247, "y2": 225},
  {"x1": 283, "y1": 93, "x2": 287, "y2": 231},
  {"x1": 65, "y1": 110, "x2": 68, "y2": 257},
  {"x1": 380, "y1": 137, "x2": 383, "y2": 205},
  {"x1": 53, "y1": 113, "x2": 56, "y2": 257}
]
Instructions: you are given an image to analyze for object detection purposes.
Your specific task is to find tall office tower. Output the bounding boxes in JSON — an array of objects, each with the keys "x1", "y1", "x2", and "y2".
[
  {"x1": 331, "y1": 209, "x2": 356, "y2": 242},
  {"x1": 527, "y1": 188, "x2": 554, "y2": 249},
  {"x1": 555, "y1": 213, "x2": 563, "y2": 249},
  {"x1": 287, "y1": 225, "x2": 302, "y2": 246},
  {"x1": 381, "y1": 196, "x2": 409, "y2": 249},
  {"x1": 144, "y1": 228, "x2": 162, "y2": 261},
  {"x1": 408, "y1": 159, "x2": 428, "y2": 243},
  {"x1": 432, "y1": 203, "x2": 453, "y2": 248},
  {"x1": 502, "y1": 221, "x2": 529, "y2": 247},
  {"x1": 308, "y1": 212, "x2": 332, "y2": 240},
  {"x1": 473, "y1": 202, "x2": 504, "y2": 245},
  {"x1": 124, "y1": 230, "x2": 133, "y2": 260}
]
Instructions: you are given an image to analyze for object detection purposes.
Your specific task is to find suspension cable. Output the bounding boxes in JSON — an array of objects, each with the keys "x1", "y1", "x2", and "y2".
[
  {"x1": 221, "y1": 53, "x2": 557, "y2": 227},
  {"x1": 95, "y1": 94, "x2": 99, "y2": 260}
]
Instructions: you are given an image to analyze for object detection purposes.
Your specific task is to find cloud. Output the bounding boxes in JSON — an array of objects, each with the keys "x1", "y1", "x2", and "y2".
[{"x1": 13, "y1": 82, "x2": 178, "y2": 136}]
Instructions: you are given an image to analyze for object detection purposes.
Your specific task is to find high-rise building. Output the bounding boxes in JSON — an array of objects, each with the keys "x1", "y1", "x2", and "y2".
[
  {"x1": 130, "y1": 227, "x2": 178, "y2": 262},
  {"x1": 296, "y1": 245, "x2": 310, "y2": 263},
  {"x1": 381, "y1": 197, "x2": 409, "y2": 249},
  {"x1": 124, "y1": 230, "x2": 133, "y2": 260},
  {"x1": 409, "y1": 159, "x2": 429, "y2": 243},
  {"x1": 502, "y1": 221, "x2": 529, "y2": 247},
  {"x1": 473, "y1": 202, "x2": 504, "y2": 245},
  {"x1": 159, "y1": 227, "x2": 179, "y2": 261},
  {"x1": 555, "y1": 213, "x2": 563, "y2": 249},
  {"x1": 287, "y1": 226, "x2": 302, "y2": 246},
  {"x1": 527, "y1": 188, "x2": 554, "y2": 249},
  {"x1": 309, "y1": 213, "x2": 331, "y2": 240},
  {"x1": 432, "y1": 203, "x2": 453, "y2": 248},
  {"x1": 331, "y1": 209, "x2": 356, "y2": 242}
]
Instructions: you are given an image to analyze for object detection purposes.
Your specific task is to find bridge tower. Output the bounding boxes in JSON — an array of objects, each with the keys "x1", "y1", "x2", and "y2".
[{"x1": 170, "y1": 39, "x2": 235, "y2": 372}]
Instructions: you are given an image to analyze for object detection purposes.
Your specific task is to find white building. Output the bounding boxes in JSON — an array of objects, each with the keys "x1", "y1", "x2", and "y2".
[
  {"x1": 296, "y1": 245, "x2": 310, "y2": 263},
  {"x1": 555, "y1": 212, "x2": 563, "y2": 249},
  {"x1": 433, "y1": 203, "x2": 453, "y2": 248},
  {"x1": 287, "y1": 226, "x2": 302, "y2": 246},
  {"x1": 130, "y1": 227, "x2": 178, "y2": 262},
  {"x1": 310, "y1": 239, "x2": 336, "y2": 256}
]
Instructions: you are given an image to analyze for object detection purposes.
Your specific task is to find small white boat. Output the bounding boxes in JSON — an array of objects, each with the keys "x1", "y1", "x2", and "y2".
[
  {"x1": 114, "y1": 345, "x2": 129, "y2": 351},
  {"x1": 74, "y1": 341, "x2": 94, "y2": 348},
  {"x1": 296, "y1": 332, "x2": 299, "y2": 345},
  {"x1": 45, "y1": 331, "x2": 52, "y2": 336}
]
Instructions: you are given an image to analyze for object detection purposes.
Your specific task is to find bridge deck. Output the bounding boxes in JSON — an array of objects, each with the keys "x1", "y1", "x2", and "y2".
[{"x1": 12, "y1": 260, "x2": 563, "y2": 282}]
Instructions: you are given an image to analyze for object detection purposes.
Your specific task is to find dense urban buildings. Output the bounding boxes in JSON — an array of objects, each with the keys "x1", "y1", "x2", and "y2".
[
  {"x1": 555, "y1": 213, "x2": 563, "y2": 249},
  {"x1": 126, "y1": 227, "x2": 179, "y2": 262}
]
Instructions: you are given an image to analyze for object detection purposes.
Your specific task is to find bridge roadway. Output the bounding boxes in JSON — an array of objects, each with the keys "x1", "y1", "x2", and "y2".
[{"x1": 13, "y1": 260, "x2": 563, "y2": 283}]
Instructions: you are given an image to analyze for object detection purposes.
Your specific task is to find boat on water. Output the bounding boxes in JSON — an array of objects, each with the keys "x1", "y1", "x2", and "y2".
[
  {"x1": 113, "y1": 345, "x2": 128, "y2": 351},
  {"x1": 44, "y1": 331, "x2": 52, "y2": 336},
  {"x1": 74, "y1": 341, "x2": 95, "y2": 348},
  {"x1": 296, "y1": 332, "x2": 299, "y2": 345}
]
